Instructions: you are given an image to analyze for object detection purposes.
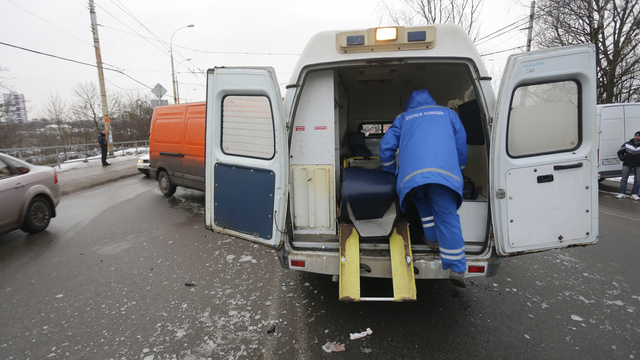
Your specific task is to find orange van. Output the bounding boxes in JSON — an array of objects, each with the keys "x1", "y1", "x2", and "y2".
[{"x1": 149, "y1": 102, "x2": 205, "y2": 196}]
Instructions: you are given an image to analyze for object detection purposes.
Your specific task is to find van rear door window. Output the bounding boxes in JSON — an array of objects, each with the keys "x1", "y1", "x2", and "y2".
[
  {"x1": 507, "y1": 80, "x2": 580, "y2": 157},
  {"x1": 221, "y1": 95, "x2": 275, "y2": 159}
]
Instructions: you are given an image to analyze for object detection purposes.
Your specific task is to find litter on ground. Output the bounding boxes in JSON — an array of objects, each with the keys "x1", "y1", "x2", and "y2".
[
  {"x1": 350, "y1": 328, "x2": 373, "y2": 340},
  {"x1": 322, "y1": 341, "x2": 346, "y2": 353}
]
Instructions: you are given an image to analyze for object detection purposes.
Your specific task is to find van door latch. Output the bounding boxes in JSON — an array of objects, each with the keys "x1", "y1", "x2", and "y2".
[{"x1": 537, "y1": 174, "x2": 554, "y2": 183}]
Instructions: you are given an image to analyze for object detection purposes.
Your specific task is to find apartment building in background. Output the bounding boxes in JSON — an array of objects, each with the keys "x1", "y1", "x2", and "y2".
[{"x1": 3, "y1": 91, "x2": 28, "y2": 123}]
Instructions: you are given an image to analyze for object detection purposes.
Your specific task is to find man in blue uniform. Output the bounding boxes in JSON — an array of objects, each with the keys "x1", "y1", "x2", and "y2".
[{"x1": 379, "y1": 89, "x2": 468, "y2": 288}]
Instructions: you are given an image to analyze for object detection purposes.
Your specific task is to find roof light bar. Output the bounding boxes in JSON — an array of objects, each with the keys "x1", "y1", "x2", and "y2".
[
  {"x1": 376, "y1": 27, "x2": 398, "y2": 41},
  {"x1": 346, "y1": 35, "x2": 365, "y2": 46},
  {"x1": 336, "y1": 26, "x2": 437, "y2": 53}
]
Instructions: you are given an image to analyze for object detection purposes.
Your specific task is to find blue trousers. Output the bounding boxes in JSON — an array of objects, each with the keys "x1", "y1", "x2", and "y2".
[
  {"x1": 411, "y1": 184, "x2": 466, "y2": 273},
  {"x1": 620, "y1": 166, "x2": 640, "y2": 195}
]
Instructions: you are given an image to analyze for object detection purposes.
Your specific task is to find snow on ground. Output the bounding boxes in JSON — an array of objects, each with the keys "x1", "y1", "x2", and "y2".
[{"x1": 55, "y1": 149, "x2": 146, "y2": 172}]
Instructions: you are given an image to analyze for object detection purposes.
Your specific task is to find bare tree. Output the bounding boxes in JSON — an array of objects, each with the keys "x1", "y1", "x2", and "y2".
[
  {"x1": 71, "y1": 81, "x2": 102, "y2": 132},
  {"x1": 0, "y1": 65, "x2": 6, "y2": 123},
  {"x1": 71, "y1": 82, "x2": 122, "y2": 132},
  {"x1": 114, "y1": 91, "x2": 153, "y2": 141},
  {"x1": 0, "y1": 121, "x2": 25, "y2": 149},
  {"x1": 380, "y1": 0, "x2": 482, "y2": 40},
  {"x1": 43, "y1": 92, "x2": 72, "y2": 146},
  {"x1": 534, "y1": 0, "x2": 640, "y2": 104}
]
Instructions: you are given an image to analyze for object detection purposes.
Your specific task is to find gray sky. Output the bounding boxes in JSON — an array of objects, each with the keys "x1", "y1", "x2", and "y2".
[{"x1": 0, "y1": 0, "x2": 529, "y2": 119}]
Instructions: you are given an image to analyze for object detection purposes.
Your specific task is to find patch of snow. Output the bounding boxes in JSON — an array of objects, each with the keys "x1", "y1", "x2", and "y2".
[{"x1": 605, "y1": 300, "x2": 625, "y2": 306}]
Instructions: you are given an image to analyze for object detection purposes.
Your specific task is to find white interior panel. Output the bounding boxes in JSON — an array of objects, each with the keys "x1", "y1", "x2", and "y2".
[{"x1": 292, "y1": 165, "x2": 335, "y2": 234}]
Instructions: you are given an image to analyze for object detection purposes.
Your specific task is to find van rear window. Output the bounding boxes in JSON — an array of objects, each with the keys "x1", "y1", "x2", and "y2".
[
  {"x1": 507, "y1": 80, "x2": 581, "y2": 158},
  {"x1": 221, "y1": 95, "x2": 275, "y2": 160},
  {"x1": 359, "y1": 122, "x2": 392, "y2": 137}
]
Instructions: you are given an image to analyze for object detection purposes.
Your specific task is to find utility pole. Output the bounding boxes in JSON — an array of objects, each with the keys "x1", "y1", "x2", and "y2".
[
  {"x1": 170, "y1": 24, "x2": 194, "y2": 104},
  {"x1": 526, "y1": 1, "x2": 536, "y2": 52},
  {"x1": 89, "y1": 0, "x2": 113, "y2": 154}
]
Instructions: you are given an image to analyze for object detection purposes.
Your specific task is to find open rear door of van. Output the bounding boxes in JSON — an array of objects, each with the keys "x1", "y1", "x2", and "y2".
[
  {"x1": 204, "y1": 67, "x2": 288, "y2": 249},
  {"x1": 490, "y1": 44, "x2": 599, "y2": 256}
]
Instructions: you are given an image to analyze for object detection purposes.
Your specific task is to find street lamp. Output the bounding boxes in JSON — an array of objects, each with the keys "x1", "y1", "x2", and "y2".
[
  {"x1": 170, "y1": 24, "x2": 194, "y2": 104},
  {"x1": 175, "y1": 58, "x2": 191, "y2": 104},
  {"x1": 186, "y1": 88, "x2": 197, "y2": 103}
]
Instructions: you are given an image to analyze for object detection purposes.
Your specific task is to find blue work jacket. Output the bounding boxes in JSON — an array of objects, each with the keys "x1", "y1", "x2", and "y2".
[{"x1": 379, "y1": 89, "x2": 468, "y2": 211}]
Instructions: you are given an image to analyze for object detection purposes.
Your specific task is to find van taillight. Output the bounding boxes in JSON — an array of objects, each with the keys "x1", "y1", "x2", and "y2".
[
  {"x1": 290, "y1": 259, "x2": 306, "y2": 268},
  {"x1": 54, "y1": 169, "x2": 58, "y2": 184},
  {"x1": 468, "y1": 265, "x2": 485, "y2": 273}
]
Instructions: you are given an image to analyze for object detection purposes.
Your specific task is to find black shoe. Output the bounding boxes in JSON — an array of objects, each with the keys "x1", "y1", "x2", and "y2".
[
  {"x1": 426, "y1": 241, "x2": 439, "y2": 251},
  {"x1": 103, "y1": 163, "x2": 110, "y2": 166},
  {"x1": 449, "y1": 271, "x2": 466, "y2": 288}
]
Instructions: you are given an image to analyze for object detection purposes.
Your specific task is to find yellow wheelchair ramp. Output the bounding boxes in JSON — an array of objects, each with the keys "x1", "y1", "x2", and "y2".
[
  {"x1": 339, "y1": 224, "x2": 360, "y2": 302},
  {"x1": 389, "y1": 220, "x2": 417, "y2": 301},
  {"x1": 338, "y1": 221, "x2": 416, "y2": 302}
]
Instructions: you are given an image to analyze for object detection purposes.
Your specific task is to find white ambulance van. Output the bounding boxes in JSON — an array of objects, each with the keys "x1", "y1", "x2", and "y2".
[
  {"x1": 597, "y1": 103, "x2": 640, "y2": 180},
  {"x1": 204, "y1": 25, "x2": 599, "y2": 301}
]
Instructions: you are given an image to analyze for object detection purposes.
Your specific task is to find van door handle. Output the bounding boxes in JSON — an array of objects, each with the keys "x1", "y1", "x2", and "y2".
[
  {"x1": 553, "y1": 162, "x2": 583, "y2": 171},
  {"x1": 159, "y1": 152, "x2": 185, "y2": 158},
  {"x1": 537, "y1": 174, "x2": 554, "y2": 183}
]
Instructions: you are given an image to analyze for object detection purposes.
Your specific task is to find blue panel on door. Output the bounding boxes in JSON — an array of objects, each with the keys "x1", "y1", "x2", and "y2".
[{"x1": 214, "y1": 163, "x2": 275, "y2": 239}]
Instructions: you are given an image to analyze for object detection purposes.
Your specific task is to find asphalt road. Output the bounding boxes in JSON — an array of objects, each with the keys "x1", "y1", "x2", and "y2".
[{"x1": 0, "y1": 166, "x2": 638, "y2": 359}]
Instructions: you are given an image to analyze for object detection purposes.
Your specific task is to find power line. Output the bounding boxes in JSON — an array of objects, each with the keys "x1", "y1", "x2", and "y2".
[
  {"x1": 99, "y1": 24, "x2": 300, "y2": 57},
  {"x1": 0, "y1": 41, "x2": 152, "y2": 89},
  {"x1": 42, "y1": 0, "x2": 89, "y2": 30},
  {"x1": 481, "y1": 46, "x2": 525, "y2": 57},
  {"x1": 475, "y1": 16, "x2": 531, "y2": 46},
  {"x1": 6, "y1": 0, "x2": 93, "y2": 47},
  {"x1": 92, "y1": 1, "x2": 168, "y2": 56},
  {"x1": 109, "y1": 0, "x2": 167, "y2": 52}
]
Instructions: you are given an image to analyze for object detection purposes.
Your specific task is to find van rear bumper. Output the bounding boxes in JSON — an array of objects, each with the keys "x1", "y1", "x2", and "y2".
[{"x1": 276, "y1": 246, "x2": 500, "y2": 279}]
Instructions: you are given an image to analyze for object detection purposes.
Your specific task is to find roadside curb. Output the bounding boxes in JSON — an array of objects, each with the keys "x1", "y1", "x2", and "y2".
[
  {"x1": 57, "y1": 158, "x2": 141, "y2": 196},
  {"x1": 60, "y1": 172, "x2": 141, "y2": 196}
]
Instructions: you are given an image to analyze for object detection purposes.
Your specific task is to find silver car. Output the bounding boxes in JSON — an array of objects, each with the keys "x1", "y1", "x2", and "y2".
[
  {"x1": 0, "y1": 153, "x2": 60, "y2": 236},
  {"x1": 137, "y1": 153, "x2": 150, "y2": 176}
]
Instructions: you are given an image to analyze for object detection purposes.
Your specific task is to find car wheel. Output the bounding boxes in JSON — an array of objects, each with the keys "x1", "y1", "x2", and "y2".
[
  {"x1": 22, "y1": 197, "x2": 52, "y2": 234},
  {"x1": 158, "y1": 170, "x2": 176, "y2": 197}
]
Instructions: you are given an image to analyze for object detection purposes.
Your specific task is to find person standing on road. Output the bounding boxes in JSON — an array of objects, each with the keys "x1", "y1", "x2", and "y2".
[
  {"x1": 99, "y1": 129, "x2": 110, "y2": 166},
  {"x1": 379, "y1": 89, "x2": 468, "y2": 288},
  {"x1": 616, "y1": 131, "x2": 640, "y2": 200}
]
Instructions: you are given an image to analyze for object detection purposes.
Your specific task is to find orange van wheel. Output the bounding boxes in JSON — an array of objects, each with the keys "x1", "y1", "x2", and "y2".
[{"x1": 158, "y1": 170, "x2": 176, "y2": 197}]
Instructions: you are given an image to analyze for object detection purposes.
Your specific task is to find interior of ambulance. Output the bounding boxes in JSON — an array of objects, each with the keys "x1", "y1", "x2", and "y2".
[{"x1": 289, "y1": 60, "x2": 490, "y2": 255}]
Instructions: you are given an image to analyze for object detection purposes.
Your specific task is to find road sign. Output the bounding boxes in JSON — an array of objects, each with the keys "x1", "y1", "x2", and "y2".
[
  {"x1": 152, "y1": 83, "x2": 167, "y2": 98},
  {"x1": 151, "y1": 99, "x2": 169, "y2": 108}
]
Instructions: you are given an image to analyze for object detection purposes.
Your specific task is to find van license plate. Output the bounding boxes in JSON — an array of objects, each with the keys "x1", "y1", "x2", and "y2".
[{"x1": 602, "y1": 159, "x2": 620, "y2": 165}]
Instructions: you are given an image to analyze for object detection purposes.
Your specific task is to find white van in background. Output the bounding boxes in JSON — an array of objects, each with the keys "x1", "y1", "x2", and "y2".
[
  {"x1": 203, "y1": 25, "x2": 599, "y2": 302},
  {"x1": 597, "y1": 103, "x2": 640, "y2": 180}
]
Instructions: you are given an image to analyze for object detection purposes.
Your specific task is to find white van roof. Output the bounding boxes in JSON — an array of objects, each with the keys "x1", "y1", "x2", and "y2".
[
  {"x1": 597, "y1": 102, "x2": 640, "y2": 114},
  {"x1": 289, "y1": 24, "x2": 489, "y2": 84}
]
